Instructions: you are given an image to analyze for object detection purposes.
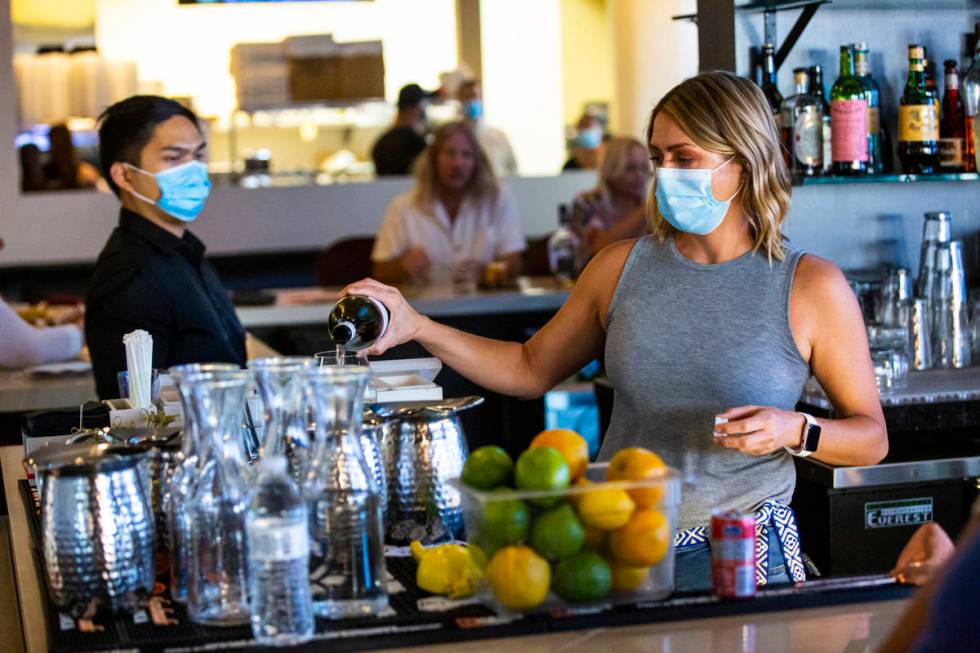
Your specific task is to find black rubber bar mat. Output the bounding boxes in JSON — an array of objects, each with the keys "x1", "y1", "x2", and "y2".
[{"x1": 18, "y1": 480, "x2": 914, "y2": 652}]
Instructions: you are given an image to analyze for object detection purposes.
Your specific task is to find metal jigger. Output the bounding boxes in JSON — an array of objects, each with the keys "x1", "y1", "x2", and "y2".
[{"x1": 910, "y1": 298, "x2": 933, "y2": 371}]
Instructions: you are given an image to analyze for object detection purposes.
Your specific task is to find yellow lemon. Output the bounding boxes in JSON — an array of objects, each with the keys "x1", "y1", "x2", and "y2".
[
  {"x1": 576, "y1": 485, "x2": 635, "y2": 530},
  {"x1": 487, "y1": 546, "x2": 551, "y2": 610},
  {"x1": 610, "y1": 561, "x2": 650, "y2": 591}
]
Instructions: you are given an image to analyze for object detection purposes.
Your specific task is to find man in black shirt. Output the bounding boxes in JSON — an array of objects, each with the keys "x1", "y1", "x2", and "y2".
[
  {"x1": 85, "y1": 96, "x2": 246, "y2": 399},
  {"x1": 371, "y1": 83, "x2": 431, "y2": 176}
]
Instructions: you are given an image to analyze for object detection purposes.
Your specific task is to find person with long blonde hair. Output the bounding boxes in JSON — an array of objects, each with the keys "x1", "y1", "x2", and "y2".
[
  {"x1": 349, "y1": 72, "x2": 886, "y2": 589},
  {"x1": 569, "y1": 135, "x2": 651, "y2": 261},
  {"x1": 372, "y1": 121, "x2": 526, "y2": 285}
]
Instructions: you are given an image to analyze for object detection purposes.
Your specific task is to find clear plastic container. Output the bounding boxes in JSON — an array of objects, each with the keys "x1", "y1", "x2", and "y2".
[{"x1": 458, "y1": 463, "x2": 680, "y2": 613}]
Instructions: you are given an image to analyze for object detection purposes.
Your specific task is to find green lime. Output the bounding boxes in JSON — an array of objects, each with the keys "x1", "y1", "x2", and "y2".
[
  {"x1": 515, "y1": 447, "x2": 570, "y2": 507},
  {"x1": 529, "y1": 503, "x2": 585, "y2": 561},
  {"x1": 476, "y1": 489, "x2": 530, "y2": 553},
  {"x1": 552, "y1": 550, "x2": 612, "y2": 602},
  {"x1": 462, "y1": 446, "x2": 514, "y2": 490}
]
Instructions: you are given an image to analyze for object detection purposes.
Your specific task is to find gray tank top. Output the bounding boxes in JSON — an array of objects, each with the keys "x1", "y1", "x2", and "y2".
[{"x1": 600, "y1": 236, "x2": 809, "y2": 531}]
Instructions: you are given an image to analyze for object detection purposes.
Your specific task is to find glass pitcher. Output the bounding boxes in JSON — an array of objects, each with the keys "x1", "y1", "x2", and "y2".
[
  {"x1": 248, "y1": 357, "x2": 315, "y2": 484},
  {"x1": 166, "y1": 362, "x2": 241, "y2": 604},
  {"x1": 303, "y1": 365, "x2": 388, "y2": 619},
  {"x1": 185, "y1": 369, "x2": 253, "y2": 626}
]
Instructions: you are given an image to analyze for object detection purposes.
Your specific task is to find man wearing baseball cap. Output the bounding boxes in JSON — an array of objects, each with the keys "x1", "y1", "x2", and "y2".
[{"x1": 371, "y1": 83, "x2": 432, "y2": 176}]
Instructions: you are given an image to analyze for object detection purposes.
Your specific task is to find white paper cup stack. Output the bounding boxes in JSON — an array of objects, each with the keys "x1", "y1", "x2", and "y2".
[{"x1": 123, "y1": 330, "x2": 154, "y2": 408}]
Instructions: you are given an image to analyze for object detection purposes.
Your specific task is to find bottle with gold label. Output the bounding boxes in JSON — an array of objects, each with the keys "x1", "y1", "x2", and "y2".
[{"x1": 898, "y1": 44, "x2": 940, "y2": 175}]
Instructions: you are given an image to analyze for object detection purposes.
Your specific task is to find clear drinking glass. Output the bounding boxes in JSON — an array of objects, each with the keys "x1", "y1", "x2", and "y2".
[
  {"x1": 871, "y1": 348, "x2": 895, "y2": 393},
  {"x1": 302, "y1": 365, "x2": 388, "y2": 619},
  {"x1": 166, "y1": 362, "x2": 241, "y2": 604},
  {"x1": 248, "y1": 357, "x2": 315, "y2": 485},
  {"x1": 185, "y1": 370, "x2": 253, "y2": 626},
  {"x1": 877, "y1": 268, "x2": 912, "y2": 328}
]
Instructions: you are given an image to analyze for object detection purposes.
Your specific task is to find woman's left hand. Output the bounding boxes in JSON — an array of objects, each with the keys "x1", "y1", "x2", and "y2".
[{"x1": 712, "y1": 405, "x2": 806, "y2": 456}]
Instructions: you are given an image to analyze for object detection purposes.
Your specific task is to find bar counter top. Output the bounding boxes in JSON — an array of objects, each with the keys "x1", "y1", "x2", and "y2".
[
  {"x1": 0, "y1": 443, "x2": 914, "y2": 653},
  {"x1": 235, "y1": 276, "x2": 571, "y2": 328}
]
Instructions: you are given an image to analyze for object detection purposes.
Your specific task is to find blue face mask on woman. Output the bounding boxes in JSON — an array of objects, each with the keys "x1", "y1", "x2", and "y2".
[
  {"x1": 125, "y1": 160, "x2": 212, "y2": 222},
  {"x1": 654, "y1": 158, "x2": 739, "y2": 235},
  {"x1": 463, "y1": 99, "x2": 483, "y2": 121}
]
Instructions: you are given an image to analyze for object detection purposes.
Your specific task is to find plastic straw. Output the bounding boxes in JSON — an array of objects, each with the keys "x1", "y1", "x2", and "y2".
[{"x1": 123, "y1": 330, "x2": 153, "y2": 408}]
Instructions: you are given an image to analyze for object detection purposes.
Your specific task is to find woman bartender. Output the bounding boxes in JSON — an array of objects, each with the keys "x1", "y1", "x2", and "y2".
[{"x1": 345, "y1": 72, "x2": 887, "y2": 589}]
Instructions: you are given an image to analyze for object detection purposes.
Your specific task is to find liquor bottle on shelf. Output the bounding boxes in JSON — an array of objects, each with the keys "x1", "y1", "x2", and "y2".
[
  {"x1": 780, "y1": 68, "x2": 823, "y2": 177},
  {"x1": 808, "y1": 64, "x2": 832, "y2": 174},
  {"x1": 939, "y1": 60, "x2": 966, "y2": 172},
  {"x1": 925, "y1": 53, "x2": 941, "y2": 115},
  {"x1": 898, "y1": 44, "x2": 940, "y2": 175},
  {"x1": 831, "y1": 44, "x2": 869, "y2": 175},
  {"x1": 853, "y1": 43, "x2": 882, "y2": 174},
  {"x1": 760, "y1": 44, "x2": 783, "y2": 126},
  {"x1": 964, "y1": 23, "x2": 980, "y2": 173},
  {"x1": 548, "y1": 204, "x2": 579, "y2": 286}
]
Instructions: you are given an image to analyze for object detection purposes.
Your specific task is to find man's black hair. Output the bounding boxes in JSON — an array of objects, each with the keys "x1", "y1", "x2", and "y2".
[{"x1": 97, "y1": 95, "x2": 201, "y2": 196}]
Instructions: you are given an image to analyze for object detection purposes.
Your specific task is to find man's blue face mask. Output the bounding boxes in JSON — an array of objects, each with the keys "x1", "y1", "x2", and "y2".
[{"x1": 125, "y1": 160, "x2": 211, "y2": 222}]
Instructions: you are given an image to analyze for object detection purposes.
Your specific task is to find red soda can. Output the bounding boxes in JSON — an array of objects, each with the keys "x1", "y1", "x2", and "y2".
[{"x1": 710, "y1": 510, "x2": 756, "y2": 599}]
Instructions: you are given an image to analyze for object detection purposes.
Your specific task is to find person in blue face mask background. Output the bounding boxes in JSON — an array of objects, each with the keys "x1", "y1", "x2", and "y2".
[
  {"x1": 457, "y1": 79, "x2": 518, "y2": 177},
  {"x1": 562, "y1": 113, "x2": 603, "y2": 172},
  {"x1": 85, "y1": 95, "x2": 247, "y2": 399}
]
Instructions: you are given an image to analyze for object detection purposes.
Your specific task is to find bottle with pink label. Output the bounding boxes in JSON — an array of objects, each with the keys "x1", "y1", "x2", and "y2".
[{"x1": 830, "y1": 44, "x2": 870, "y2": 176}]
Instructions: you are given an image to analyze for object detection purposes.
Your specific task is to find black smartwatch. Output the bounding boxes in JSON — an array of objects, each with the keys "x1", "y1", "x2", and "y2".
[{"x1": 786, "y1": 412, "x2": 821, "y2": 457}]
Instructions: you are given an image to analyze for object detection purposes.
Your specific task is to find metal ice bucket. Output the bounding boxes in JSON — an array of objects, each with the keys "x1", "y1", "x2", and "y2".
[
  {"x1": 26, "y1": 441, "x2": 156, "y2": 617},
  {"x1": 372, "y1": 396, "x2": 482, "y2": 544}
]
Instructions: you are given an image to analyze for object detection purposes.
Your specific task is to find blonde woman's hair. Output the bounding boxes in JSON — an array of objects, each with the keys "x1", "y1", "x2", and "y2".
[
  {"x1": 412, "y1": 121, "x2": 498, "y2": 210},
  {"x1": 597, "y1": 136, "x2": 649, "y2": 202},
  {"x1": 645, "y1": 71, "x2": 792, "y2": 261}
]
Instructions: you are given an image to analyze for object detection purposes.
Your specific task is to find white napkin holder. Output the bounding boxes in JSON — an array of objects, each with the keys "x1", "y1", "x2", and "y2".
[{"x1": 367, "y1": 358, "x2": 442, "y2": 403}]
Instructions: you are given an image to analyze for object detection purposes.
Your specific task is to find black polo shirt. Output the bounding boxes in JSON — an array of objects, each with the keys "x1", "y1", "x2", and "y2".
[
  {"x1": 371, "y1": 126, "x2": 426, "y2": 176},
  {"x1": 85, "y1": 208, "x2": 247, "y2": 399}
]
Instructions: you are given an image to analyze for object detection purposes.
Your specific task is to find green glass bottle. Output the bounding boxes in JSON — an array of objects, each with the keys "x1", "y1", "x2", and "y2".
[
  {"x1": 830, "y1": 45, "x2": 869, "y2": 175},
  {"x1": 853, "y1": 43, "x2": 882, "y2": 174},
  {"x1": 898, "y1": 44, "x2": 940, "y2": 175}
]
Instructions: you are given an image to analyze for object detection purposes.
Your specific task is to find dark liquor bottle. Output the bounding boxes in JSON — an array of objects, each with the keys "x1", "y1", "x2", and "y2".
[
  {"x1": 831, "y1": 45, "x2": 869, "y2": 175},
  {"x1": 925, "y1": 54, "x2": 940, "y2": 115},
  {"x1": 963, "y1": 23, "x2": 980, "y2": 173},
  {"x1": 853, "y1": 42, "x2": 882, "y2": 174},
  {"x1": 939, "y1": 60, "x2": 966, "y2": 171},
  {"x1": 781, "y1": 68, "x2": 823, "y2": 176},
  {"x1": 898, "y1": 44, "x2": 940, "y2": 175},
  {"x1": 808, "y1": 64, "x2": 832, "y2": 173},
  {"x1": 760, "y1": 44, "x2": 783, "y2": 125},
  {"x1": 328, "y1": 295, "x2": 390, "y2": 351}
]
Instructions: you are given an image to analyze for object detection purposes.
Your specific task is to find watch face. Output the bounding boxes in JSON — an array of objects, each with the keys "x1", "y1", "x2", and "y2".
[{"x1": 805, "y1": 423, "x2": 822, "y2": 452}]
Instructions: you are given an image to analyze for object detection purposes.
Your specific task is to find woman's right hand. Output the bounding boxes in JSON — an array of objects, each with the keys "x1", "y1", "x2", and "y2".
[
  {"x1": 340, "y1": 278, "x2": 427, "y2": 356},
  {"x1": 399, "y1": 247, "x2": 432, "y2": 281}
]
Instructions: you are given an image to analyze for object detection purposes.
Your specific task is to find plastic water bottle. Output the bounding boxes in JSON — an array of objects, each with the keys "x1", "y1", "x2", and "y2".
[
  {"x1": 548, "y1": 204, "x2": 579, "y2": 285},
  {"x1": 246, "y1": 455, "x2": 314, "y2": 646}
]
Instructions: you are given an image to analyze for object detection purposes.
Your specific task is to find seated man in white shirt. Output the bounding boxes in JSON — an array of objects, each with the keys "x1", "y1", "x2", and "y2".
[
  {"x1": 458, "y1": 79, "x2": 518, "y2": 178},
  {"x1": 372, "y1": 121, "x2": 526, "y2": 286}
]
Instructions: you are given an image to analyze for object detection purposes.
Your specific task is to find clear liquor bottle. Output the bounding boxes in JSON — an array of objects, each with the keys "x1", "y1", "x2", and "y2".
[
  {"x1": 898, "y1": 44, "x2": 940, "y2": 175},
  {"x1": 780, "y1": 68, "x2": 823, "y2": 177},
  {"x1": 831, "y1": 45, "x2": 869, "y2": 175},
  {"x1": 808, "y1": 64, "x2": 832, "y2": 174}
]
